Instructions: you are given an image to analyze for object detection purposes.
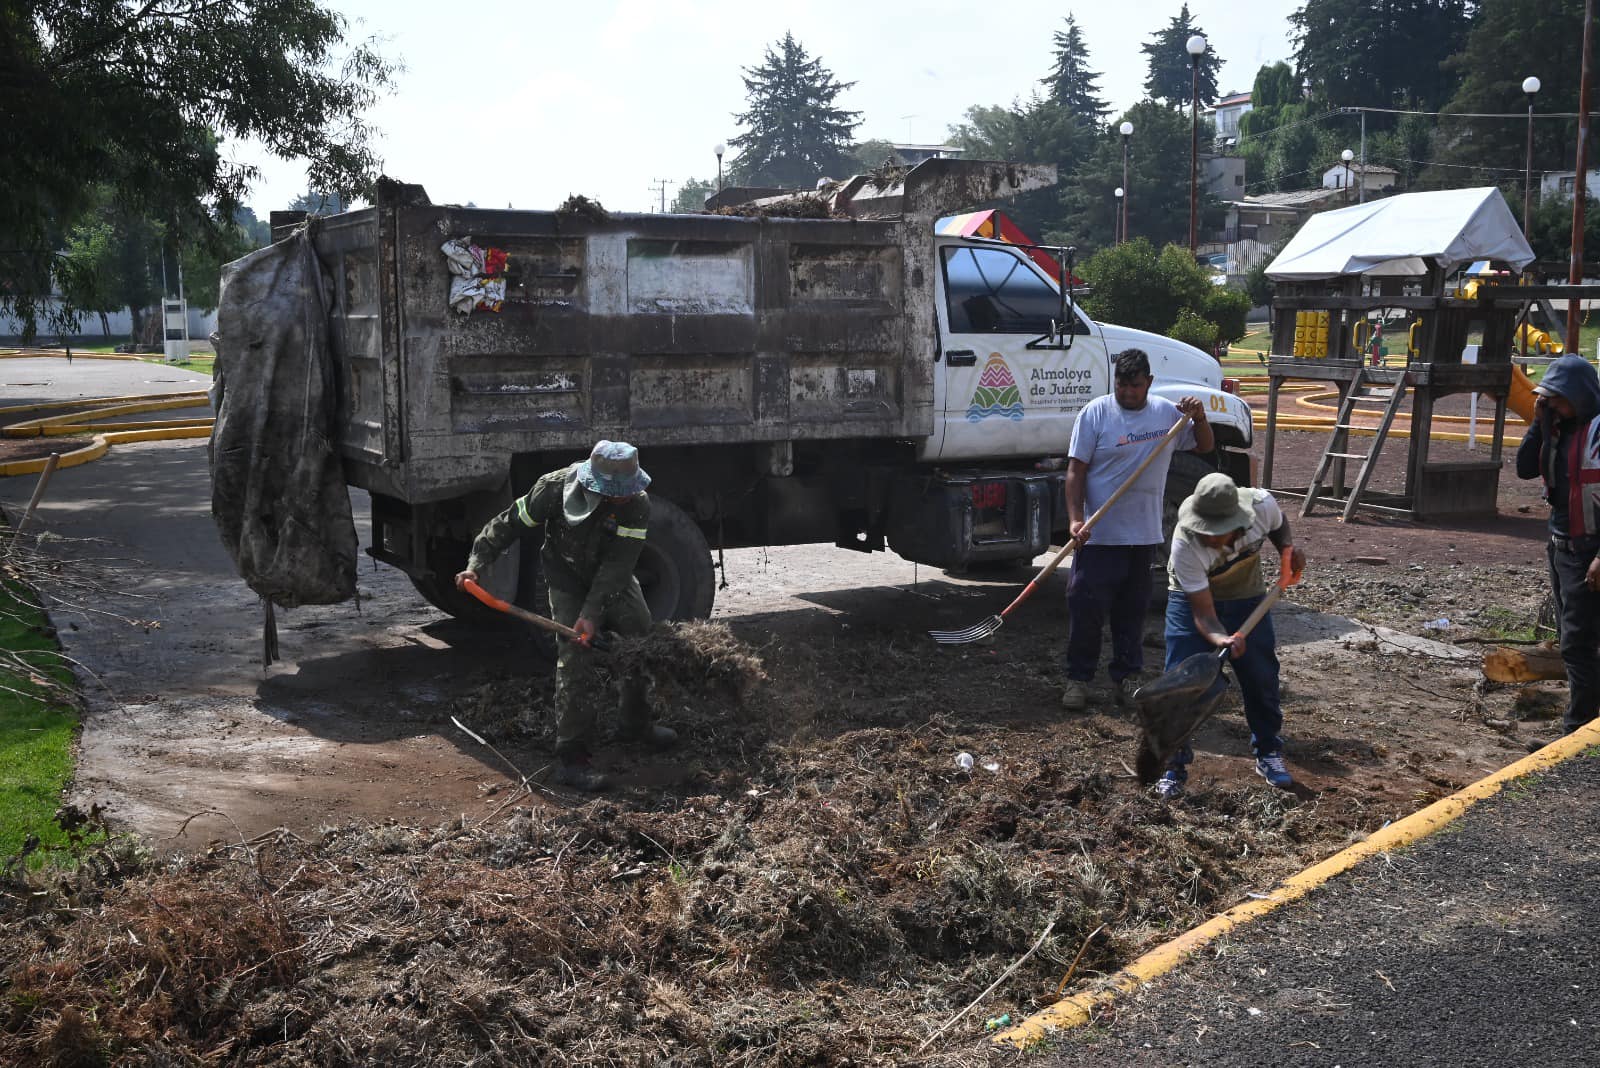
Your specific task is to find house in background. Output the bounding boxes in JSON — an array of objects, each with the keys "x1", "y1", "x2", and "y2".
[
  {"x1": 1204, "y1": 155, "x2": 1246, "y2": 198},
  {"x1": 890, "y1": 144, "x2": 965, "y2": 165},
  {"x1": 1321, "y1": 161, "x2": 1399, "y2": 195},
  {"x1": 1539, "y1": 169, "x2": 1600, "y2": 203},
  {"x1": 1205, "y1": 90, "x2": 1254, "y2": 142}
]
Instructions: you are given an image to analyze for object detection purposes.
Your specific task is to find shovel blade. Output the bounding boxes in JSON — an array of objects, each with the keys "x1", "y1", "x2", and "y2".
[{"x1": 1133, "y1": 651, "x2": 1231, "y2": 782}]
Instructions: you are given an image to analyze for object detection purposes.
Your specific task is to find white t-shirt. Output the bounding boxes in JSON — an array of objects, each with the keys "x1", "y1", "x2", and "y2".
[
  {"x1": 1168, "y1": 489, "x2": 1284, "y2": 598},
  {"x1": 1068, "y1": 394, "x2": 1197, "y2": 545}
]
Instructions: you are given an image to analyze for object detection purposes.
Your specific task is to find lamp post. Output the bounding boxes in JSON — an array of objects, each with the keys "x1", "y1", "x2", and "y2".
[
  {"x1": 1186, "y1": 34, "x2": 1207, "y2": 252},
  {"x1": 1120, "y1": 120, "x2": 1133, "y2": 243},
  {"x1": 1522, "y1": 76, "x2": 1541, "y2": 239},
  {"x1": 714, "y1": 142, "x2": 726, "y2": 195},
  {"x1": 1341, "y1": 148, "x2": 1354, "y2": 199},
  {"x1": 1114, "y1": 187, "x2": 1125, "y2": 244}
]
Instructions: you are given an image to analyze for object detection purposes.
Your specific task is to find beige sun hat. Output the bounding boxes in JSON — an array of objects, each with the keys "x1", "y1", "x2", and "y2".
[{"x1": 1178, "y1": 472, "x2": 1254, "y2": 537}]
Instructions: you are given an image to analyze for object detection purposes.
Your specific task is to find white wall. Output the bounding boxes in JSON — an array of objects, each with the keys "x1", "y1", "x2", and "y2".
[{"x1": 0, "y1": 301, "x2": 218, "y2": 342}]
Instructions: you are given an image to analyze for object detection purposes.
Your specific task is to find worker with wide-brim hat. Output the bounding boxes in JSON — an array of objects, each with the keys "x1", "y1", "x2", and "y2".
[
  {"x1": 456, "y1": 440, "x2": 676, "y2": 791},
  {"x1": 1155, "y1": 472, "x2": 1305, "y2": 799}
]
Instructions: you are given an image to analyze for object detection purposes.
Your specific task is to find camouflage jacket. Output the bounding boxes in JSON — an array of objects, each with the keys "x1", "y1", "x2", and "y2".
[{"x1": 467, "y1": 465, "x2": 650, "y2": 619}]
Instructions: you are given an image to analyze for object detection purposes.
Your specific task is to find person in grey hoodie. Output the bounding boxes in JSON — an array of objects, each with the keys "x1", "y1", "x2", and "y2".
[{"x1": 1516, "y1": 353, "x2": 1600, "y2": 734}]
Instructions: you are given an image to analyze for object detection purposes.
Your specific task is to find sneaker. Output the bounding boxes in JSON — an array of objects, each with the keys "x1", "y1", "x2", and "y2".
[
  {"x1": 1061, "y1": 679, "x2": 1089, "y2": 711},
  {"x1": 552, "y1": 758, "x2": 610, "y2": 793},
  {"x1": 1115, "y1": 676, "x2": 1141, "y2": 710},
  {"x1": 1255, "y1": 752, "x2": 1293, "y2": 789},
  {"x1": 1153, "y1": 767, "x2": 1187, "y2": 799}
]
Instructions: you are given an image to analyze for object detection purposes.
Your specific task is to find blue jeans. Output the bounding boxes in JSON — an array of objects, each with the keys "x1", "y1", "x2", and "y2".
[
  {"x1": 1163, "y1": 589, "x2": 1284, "y2": 768},
  {"x1": 1065, "y1": 544, "x2": 1155, "y2": 683}
]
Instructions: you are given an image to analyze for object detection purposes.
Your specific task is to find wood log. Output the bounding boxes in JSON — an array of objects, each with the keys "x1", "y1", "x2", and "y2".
[{"x1": 1482, "y1": 641, "x2": 1566, "y2": 683}]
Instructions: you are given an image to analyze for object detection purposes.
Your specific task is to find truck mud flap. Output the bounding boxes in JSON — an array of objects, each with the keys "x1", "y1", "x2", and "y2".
[{"x1": 884, "y1": 471, "x2": 1061, "y2": 570}]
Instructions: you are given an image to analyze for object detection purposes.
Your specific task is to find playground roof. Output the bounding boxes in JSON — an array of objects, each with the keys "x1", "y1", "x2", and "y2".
[{"x1": 1264, "y1": 187, "x2": 1535, "y2": 281}]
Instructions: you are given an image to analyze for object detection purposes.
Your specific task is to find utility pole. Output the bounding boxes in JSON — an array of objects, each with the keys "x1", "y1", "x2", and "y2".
[
  {"x1": 1570, "y1": 0, "x2": 1595, "y2": 353},
  {"x1": 649, "y1": 178, "x2": 672, "y2": 213}
]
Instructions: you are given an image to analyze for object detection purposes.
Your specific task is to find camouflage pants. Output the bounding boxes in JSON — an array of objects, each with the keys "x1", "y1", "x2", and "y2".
[{"x1": 547, "y1": 578, "x2": 652, "y2": 757}]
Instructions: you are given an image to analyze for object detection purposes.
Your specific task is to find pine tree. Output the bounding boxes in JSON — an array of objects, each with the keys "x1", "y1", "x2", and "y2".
[
  {"x1": 1041, "y1": 14, "x2": 1109, "y2": 125},
  {"x1": 728, "y1": 34, "x2": 862, "y2": 188},
  {"x1": 1141, "y1": 3, "x2": 1221, "y2": 107}
]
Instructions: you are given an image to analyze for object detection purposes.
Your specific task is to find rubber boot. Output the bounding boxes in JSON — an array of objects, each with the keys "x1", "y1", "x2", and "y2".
[{"x1": 552, "y1": 756, "x2": 610, "y2": 793}]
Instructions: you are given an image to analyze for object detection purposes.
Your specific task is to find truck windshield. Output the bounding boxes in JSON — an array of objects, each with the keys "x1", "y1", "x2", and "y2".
[{"x1": 942, "y1": 246, "x2": 1064, "y2": 334}]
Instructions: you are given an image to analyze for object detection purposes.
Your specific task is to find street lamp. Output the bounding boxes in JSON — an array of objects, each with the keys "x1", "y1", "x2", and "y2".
[
  {"x1": 1186, "y1": 33, "x2": 1207, "y2": 252},
  {"x1": 1114, "y1": 187, "x2": 1125, "y2": 244},
  {"x1": 1523, "y1": 76, "x2": 1541, "y2": 238},
  {"x1": 1120, "y1": 120, "x2": 1134, "y2": 243},
  {"x1": 714, "y1": 142, "x2": 726, "y2": 195},
  {"x1": 1341, "y1": 148, "x2": 1354, "y2": 197}
]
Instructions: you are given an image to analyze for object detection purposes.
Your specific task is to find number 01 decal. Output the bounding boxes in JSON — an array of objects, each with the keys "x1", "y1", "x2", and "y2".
[{"x1": 1207, "y1": 393, "x2": 1228, "y2": 412}]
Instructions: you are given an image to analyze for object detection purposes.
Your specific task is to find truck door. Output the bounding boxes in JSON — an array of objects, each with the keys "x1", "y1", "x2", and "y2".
[{"x1": 926, "y1": 243, "x2": 1109, "y2": 462}]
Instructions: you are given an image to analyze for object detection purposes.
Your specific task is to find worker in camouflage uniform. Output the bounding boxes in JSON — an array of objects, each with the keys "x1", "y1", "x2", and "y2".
[{"x1": 455, "y1": 440, "x2": 675, "y2": 791}]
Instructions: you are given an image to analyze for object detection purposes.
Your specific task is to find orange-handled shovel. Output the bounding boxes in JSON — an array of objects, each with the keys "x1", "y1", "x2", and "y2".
[{"x1": 461, "y1": 578, "x2": 610, "y2": 650}]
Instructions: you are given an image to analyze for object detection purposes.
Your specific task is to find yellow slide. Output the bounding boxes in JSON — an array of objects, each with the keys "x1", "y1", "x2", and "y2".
[{"x1": 1509, "y1": 365, "x2": 1538, "y2": 423}]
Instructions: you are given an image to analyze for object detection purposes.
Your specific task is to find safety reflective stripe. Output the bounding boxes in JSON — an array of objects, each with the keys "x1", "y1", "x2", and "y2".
[
  {"x1": 616, "y1": 525, "x2": 648, "y2": 540},
  {"x1": 516, "y1": 497, "x2": 539, "y2": 528}
]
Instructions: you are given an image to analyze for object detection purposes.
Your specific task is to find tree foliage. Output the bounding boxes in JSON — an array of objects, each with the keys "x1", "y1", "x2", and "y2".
[
  {"x1": 728, "y1": 33, "x2": 861, "y2": 187},
  {"x1": 948, "y1": 98, "x2": 1094, "y2": 242},
  {"x1": 1141, "y1": 3, "x2": 1222, "y2": 106},
  {"x1": 1, "y1": 0, "x2": 394, "y2": 338},
  {"x1": 1053, "y1": 101, "x2": 1223, "y2": 252},
  {"x1": 1041, "y1": 14, "x2": 1108, "y2": 125},
  {"x1": 1291, "y1": 0, "x2": 1471, "y2": 113},
  {"x1": 1431, "y1": 0, "x2": 1586, "y2": 186},
  {"x1": 1080, "y1": 238, "x2": 1238, "y2": 342},
  {"x1": 670, "y1": 178, "x2": 715, "y2": 213}
]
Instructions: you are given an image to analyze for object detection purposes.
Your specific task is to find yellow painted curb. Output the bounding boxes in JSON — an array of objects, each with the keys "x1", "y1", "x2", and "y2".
[
  {"x1": 1251, "y1": 413, "x2": 1507, "y2": 446},
  {"x1": 0, "y1": 349, "x2": 144, "y2": 361},
  {"x1": 4, "y1": 395, "x2": 210, "y2": 437},
  {"x1": 0, "y1": 391, "x2": 210, "y2": 419},
  {"x1": 0, "y1": 437, "x2": 109, "y2": 477},
  {"x1": 0, "y1": 390, "x2": 214, "y2": 477},
  {"x1": 996, "y1": 717, "x2": 1600, "y2": 1049}
]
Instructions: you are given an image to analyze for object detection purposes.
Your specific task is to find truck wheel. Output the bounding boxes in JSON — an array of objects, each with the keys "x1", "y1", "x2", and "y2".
[
  {"x1": 1153, "y1": 452, "x2": 1219, "y2": 604},
  {"x1": 636, "y1": 496, "x2": 716, "y2": 621},
  {"x1": 408, "y1": 534, "x2": 539, "y2": 629},
  {"x1": 1161, "y1": 451, "x2": 1220, "y2": 549}
]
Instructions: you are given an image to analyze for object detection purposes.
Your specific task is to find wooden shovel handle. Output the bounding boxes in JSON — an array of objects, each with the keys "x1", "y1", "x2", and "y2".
[
  {"x1": 1032, "y1": 413, "x2": 1193, "y2": 587},
  {"x1": 461, "y1": 578, "x2": 598, "y2": 647}
]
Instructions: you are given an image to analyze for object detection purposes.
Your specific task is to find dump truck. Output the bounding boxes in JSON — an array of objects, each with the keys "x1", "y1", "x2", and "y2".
[{"x1": 238, "y1": 159, "x2": 1254, "y2": 624}]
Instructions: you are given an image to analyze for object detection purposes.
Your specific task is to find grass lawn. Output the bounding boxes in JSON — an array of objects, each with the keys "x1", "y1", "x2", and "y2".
[
  {"x1": 137, "y1": 356, "x2": 215, "y2": 376},
  {"x1": 0, "y1": 576, "x2": 87, "y2": 863}
]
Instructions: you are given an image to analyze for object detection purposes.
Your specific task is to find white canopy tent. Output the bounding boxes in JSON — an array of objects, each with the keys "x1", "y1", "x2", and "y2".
[{"x1": 1264, "y1": 187, "x2": 1535, "y2": 281}]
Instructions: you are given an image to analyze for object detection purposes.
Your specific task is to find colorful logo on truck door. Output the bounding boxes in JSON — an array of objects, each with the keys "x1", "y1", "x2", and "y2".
[{"x1": 967, "y1": 354, "x2": 1024, "y2": 422}]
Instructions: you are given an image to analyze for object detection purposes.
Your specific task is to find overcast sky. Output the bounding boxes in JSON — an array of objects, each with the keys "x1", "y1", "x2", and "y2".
[{"x1": 234, "y1": 0, "x2": 1297, "y2": 217}]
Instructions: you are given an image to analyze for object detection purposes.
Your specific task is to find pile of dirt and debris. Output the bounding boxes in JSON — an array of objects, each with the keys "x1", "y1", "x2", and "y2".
[
  {"x1": 3, "y1": 606, "x2": 1504, "y2": 1067},
  {"x1": 713, "y1": 193, "x2": 840, "y2": 219},
  {"x1": 1, "y1": 739, "x2": 1370, "y2": 1067}
]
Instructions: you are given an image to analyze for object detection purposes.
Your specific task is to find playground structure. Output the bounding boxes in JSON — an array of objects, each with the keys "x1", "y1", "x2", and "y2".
[{"x1": 1259, "y1": 188, "x2": 1543, "y2": 521}]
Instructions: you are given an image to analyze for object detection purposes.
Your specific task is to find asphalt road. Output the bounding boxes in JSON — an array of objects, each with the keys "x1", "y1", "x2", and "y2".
[{"x1": 1048, "y1": 748, "x2": 1600, "y2": 1067}]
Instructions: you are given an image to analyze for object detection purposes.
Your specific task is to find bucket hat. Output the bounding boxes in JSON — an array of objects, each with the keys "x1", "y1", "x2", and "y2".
[
  {"x1": 1178, "y1": 472, "x2": 1254, "y2": 537},
  {"x1": 576, "y1": 440, "x2": 650, "y2": 498}
]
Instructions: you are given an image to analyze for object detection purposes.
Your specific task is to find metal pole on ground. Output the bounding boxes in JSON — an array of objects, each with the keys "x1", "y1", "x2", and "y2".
[{"x1": 1569, "y1": 0, "x2": 1595, "y2": 352}]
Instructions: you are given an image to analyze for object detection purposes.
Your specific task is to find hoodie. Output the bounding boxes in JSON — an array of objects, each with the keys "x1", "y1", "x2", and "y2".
[{"x1": 1517, "y1": 354, "x2": 1600, "y2": 535}]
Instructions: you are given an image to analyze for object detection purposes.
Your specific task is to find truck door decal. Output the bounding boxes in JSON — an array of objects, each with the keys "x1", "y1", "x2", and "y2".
[{"x1": 967, "y1": 354, "x2": 1024, "y2": 421}]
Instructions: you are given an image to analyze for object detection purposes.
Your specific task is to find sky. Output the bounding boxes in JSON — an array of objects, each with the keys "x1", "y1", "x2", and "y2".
[{"x1": 233, "y1": 0, "x2": 1298, "y2": 217}]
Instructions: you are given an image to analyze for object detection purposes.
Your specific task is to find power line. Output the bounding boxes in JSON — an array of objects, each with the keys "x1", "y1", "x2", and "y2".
[{"x1": 1339, "y1": 105, "x2": 1600, "y2": 120}]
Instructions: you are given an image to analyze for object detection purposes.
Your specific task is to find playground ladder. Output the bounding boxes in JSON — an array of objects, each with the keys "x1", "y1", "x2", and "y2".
[{"x1": 1302, "y1": 367, "x2": 1410, "y2": 521}]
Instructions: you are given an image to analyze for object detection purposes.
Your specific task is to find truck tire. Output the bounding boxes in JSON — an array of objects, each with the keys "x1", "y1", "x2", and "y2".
[
  {"x1": 408, "y1": 535, "x2": 540, "y2": 629},
  {"x1": 1153, "y1": 451, "x2": 1219, "y2": 605},
  {"x1": 636, "y1": 496, "x2": 716, "y2": 621},
  {"x1": 1161, "y1": 451, "x2": 1220, "y2": 549}
]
